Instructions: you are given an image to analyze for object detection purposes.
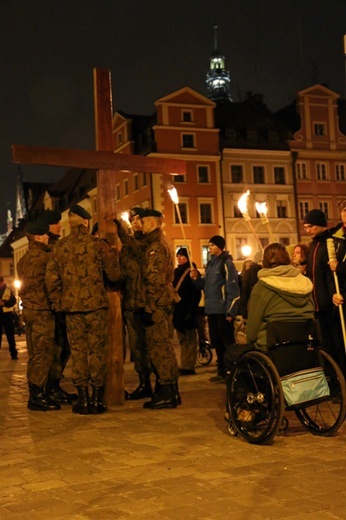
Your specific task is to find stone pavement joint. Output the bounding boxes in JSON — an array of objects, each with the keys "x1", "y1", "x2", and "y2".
[{"x1": 0, "y1": 336, "x2": 346, "y2": 519}]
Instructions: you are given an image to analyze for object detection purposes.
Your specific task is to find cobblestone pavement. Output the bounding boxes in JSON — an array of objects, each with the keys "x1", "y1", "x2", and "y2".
[{"x1": 0, "y1": 335, "x2": 346, "y2": 520}]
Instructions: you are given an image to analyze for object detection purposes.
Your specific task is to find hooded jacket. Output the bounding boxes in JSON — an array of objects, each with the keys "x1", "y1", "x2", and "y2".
[{"x1": 246, "y1": 264, "x2": 314, "y2": 352}]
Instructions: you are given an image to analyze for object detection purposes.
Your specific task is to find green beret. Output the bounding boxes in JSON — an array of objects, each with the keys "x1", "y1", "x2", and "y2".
[
  {"x1": 69, "y1": 204, "x2": 92, "y2": 220},
  {"x1": 143, "y1": 208, "x2": 163, "y2": 218},
  {"x1": 129, "y1": 207, "x2": 146, "y2": 220},
  {"x1": 24, "y1": 220, "x2": 50, "y2": 236},
  {"x1": 39, "y1": 209, "x2": 62, "y2": 225}
]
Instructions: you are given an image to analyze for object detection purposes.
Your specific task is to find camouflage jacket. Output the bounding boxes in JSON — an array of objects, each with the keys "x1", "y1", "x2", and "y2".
[
  {"x1": 142, "y1": 228, "x2": 176, "y2": 313},
  {"x1": 119, "y1": 230, "x2": 146, "y2": 311},
  {"x1": 45, "y1": 224, "x2": 121, "y2": 313},
  {"x1": 17, "y1": 241, "x2": 52, "y2": 310}
]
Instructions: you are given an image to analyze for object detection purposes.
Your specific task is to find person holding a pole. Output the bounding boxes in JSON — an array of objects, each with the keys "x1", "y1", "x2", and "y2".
[{"x1": 303, "y1": 209, "x2": 346, "y2": 374}]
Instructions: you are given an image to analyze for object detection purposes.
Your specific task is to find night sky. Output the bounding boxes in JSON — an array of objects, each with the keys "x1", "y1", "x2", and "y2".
[{"x1": 1, "y1": 0, "x2": 346, "y2": 233}]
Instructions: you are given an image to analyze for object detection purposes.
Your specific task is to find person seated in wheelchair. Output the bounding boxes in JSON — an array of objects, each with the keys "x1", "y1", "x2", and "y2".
[{"x1": 224, "y1": 243, "x2": 315, "y2": 422}]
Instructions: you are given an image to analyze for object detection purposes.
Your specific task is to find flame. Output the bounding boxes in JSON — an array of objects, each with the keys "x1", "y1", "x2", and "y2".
[
  {"x1": 121, "y1": 211, "x2": 130, "y2": 224},
  {"x1": 238, "y1": 190, "x2": 250, "y2": 220},
  {"x1": 168, "y1": 187, "x2": 179, "y2": 205},
  {"x1": 255, "y1": 201, "x2": 268, "y2": 217}
]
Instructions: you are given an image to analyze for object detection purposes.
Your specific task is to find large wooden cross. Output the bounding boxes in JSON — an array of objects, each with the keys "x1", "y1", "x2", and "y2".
[{"x1": 12, "y1": 68, "x2": 186, "y2": 405}]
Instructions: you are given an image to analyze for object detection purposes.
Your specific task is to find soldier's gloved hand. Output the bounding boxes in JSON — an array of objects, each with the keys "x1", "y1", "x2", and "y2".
[
  {"x1": 113, "y1": 219, "x2": 128, "y2": 240},
  {"x1": 142, "y1": 311, "x2": 154, "y2": 327}
]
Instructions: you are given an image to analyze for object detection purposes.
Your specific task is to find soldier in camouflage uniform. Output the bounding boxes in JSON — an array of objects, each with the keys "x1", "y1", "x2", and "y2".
[
  {"x1": 45, "y1": 205, "x2": 121, "y2": 415},
  {"x1": 38, "y1": 209, "x2": 76, "y2": 404},
  {"x1": 17, "y1": 221, "x2": 61, "y2": 412},
  {"x1": 140, "y1": 209, "x2": 180, "y2": 409},
  {"x1": 117, "y1": 207, "x2": 154, "y2": 400}
]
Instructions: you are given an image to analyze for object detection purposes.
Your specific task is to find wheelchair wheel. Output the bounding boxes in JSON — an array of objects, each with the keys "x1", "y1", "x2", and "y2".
[
  {"x1": 197, "y1": 341, "x2": 213, "y2": 366},
  {"x1": 227, "y1": 351, "x2": 284, "y2": 445},
  {"x1": 294, "y1": 349, "x2": 346, "y2": 436}
]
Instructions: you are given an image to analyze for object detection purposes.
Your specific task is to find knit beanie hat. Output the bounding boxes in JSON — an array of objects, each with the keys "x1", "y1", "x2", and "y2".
[
  {"x1": 303, "y1": 209, "x2": 327, "y2": 227},
  {"x1": 176, "y1": 247, "x2": 189, "y2": 259},
  {"x1": 209, "y1": 235, "x2": 226, "y2": 250}
]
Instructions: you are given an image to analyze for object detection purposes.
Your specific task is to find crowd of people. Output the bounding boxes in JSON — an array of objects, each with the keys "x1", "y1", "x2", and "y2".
[{"x1": 2, "y1": 200, "x2": 346, "y2": 415}]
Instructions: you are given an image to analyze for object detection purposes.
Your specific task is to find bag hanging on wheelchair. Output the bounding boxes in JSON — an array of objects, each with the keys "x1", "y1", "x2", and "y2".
[{"x1": 281, "y1": 367, "x2": 330, "y2": 407}]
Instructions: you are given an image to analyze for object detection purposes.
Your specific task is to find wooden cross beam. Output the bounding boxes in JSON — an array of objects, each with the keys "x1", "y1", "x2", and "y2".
[{"x1": 12, "y1": 67, "x2": 186, "y2": 405}]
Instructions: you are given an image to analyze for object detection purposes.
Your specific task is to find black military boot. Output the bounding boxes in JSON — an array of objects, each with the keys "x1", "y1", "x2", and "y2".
[
  {"x1": 27, "y1": 383, "x2": 61, "y2": 411},
  {"x1": 127, "y1": 373, "x2": 153, "y2": 400},
  {"x1": 72, "y1": 386, "x2": 91, "y2": 415},
  {"x1": 46, "y1": 379, "x2": 78, "y2": 404},
  {"x1": 143, "y1": 383, "x2": 177, "y2": 409},
  {"x1": 90, "y1": 386, "x2": 107, "y2": 414}
]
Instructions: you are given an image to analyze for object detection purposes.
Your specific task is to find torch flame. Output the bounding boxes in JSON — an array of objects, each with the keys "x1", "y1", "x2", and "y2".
[
  {"x1": 255, "y1": 201, "x2": 268, "y2": 217},
  {"x1": 238, "y1": 190, "x2": 251, "y2": 221},
  {"x1": 168, "y1": 187, "x2": 179, "y2": 205},
  {"x1": 121, "y1": 211, "x2": 130, "y2": 225}
]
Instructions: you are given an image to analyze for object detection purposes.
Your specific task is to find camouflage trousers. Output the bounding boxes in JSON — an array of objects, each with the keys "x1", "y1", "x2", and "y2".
[
  {"x1": 176, "y1": 328, "x2": 198, "y2": 371},
  {"x1": 125, "y1": 310, "x2": 152, "y2": 375},
  {"x1": 23, "y1": 308, "x2": 57, "y2": 387},
  {"x1": 66, "y1": 309, "x2": 109, "y2": 387},
  {"x1": 145, "y1": 307, "x2": 179, "y2": 383}
]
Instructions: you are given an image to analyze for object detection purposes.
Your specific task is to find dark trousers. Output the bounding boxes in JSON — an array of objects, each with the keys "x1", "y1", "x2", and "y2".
[
  {"x1": 316, "y1": 308, "x2": 346, "y2": 375},
  {"x1": 0, "y1": 312, "x2": 17, "y2": 357},
  {"x1": 208, "y1": 314, "x2": 235, "y2": 377}
]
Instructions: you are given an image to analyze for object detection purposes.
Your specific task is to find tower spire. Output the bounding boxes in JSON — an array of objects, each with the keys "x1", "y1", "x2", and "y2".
[{"x1": 206, "y1": 25, "x2": 232, "y2": 102}]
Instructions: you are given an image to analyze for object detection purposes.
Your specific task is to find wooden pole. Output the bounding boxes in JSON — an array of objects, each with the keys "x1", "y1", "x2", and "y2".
[{"x1": 93, "y1": 68, "x2": 124, "y2": 405}]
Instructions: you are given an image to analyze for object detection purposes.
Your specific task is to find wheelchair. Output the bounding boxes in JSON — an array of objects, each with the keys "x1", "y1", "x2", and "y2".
[{"x1": 224, "y1": 321, "x2": 346, "y2": 445}]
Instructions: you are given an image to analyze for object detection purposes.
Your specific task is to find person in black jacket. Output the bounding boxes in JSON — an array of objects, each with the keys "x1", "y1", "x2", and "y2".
[
  {"x1": 173, "y1": 248, "x2": 201, "y2": 375},
  {"x1": 304, "y1": 209, "x2": 345, "y2": 373},
  {"x1": 238, "y1": 250, "x2": 263, "y2": 319},
  {"x1": 0, "y1": 276, "x2": 18, "y2": 359}
]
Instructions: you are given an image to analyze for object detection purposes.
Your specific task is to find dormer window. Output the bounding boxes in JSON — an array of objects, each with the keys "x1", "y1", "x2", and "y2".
[
  {"x1": 314, "y1": 123, "x2": 326, "y2": 136},
  {"x1": 182, "y1": 110, "x2": 193, "y2": 122}
]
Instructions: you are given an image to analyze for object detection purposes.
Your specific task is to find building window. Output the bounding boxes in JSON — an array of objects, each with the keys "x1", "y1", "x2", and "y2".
[
  {"x1": 296, "y1": 162, "x2": 307, "y2": 180},
  {"x1": 276, "y1": 200, "x2": 287, "y2": 218},
  {"x1": 124, "y1": 179, "x2": 129, "y2": 196},
  {"x1": 299, "y1": 201, "x2": 310, "y2": 220},
  {"x1": 182, "y1": 110, "x2": 192, "y2": 122},
  {"x1": 198, "y1": 166, "x2": 209, "y2": 183},
  {"x1": 336, "y1": 164, "x2": 346, "y2": 181},
  {"x1": 274, "y1": 167, "x2": 285, "y2": 184},
  {"x1": 316, "y1": 163, "x2": 327, "y2": 181},
  {"x1": 236, "y1": 238, "x2": 248, "y2": 260},
  {"x1": 201, "y1": 245, "x2": 210, "y2": 267},
  {"x1": 226, "y1": 129, "x2": 236, "y2": 141},
  {"x1": 199, "y1": 203, "x2": 212, "y2": 224},
  {"x1": 234, "y1": 204, "x2": 242, "y2": 218},
  {"x1": 173, "y1": 175, "x2": 185, "y2": 183},
  {"x1": 253, "y1": 166, "x2": 265, "y2": 184},
  {"x1": 116, "y1": 184, "x2": 120, "y2": 201},
  {"x1": 174, "y1": 203, "x2": 188, "y2": 224},
  {"x1": 279, "y1": 237, "x2": 290, "y2": 246},
  {"x1": 231, "y1": 165, "x2": 243, "y2": 183},
  {"x1": 134, "y1": 174, "x2": 139, "y2": 191},
  {"x1": 182, "y1": 134, "x2": 195, "y2": 148},
  {"x1": 247, "y1": 130, "x2": 257, "y2": 142},
  {"x1": 142, "y1": 172, "x2": 147, "y2": 187},
  {"x1": 260, "y1": 238, "x2": 269, "y2": 249},
  {"x1": 268, "y1": 132, "x2": 279, "y2": 143},
  {"x1": 318, "y1": 202, "x2": 329, "y2": 220},
  {"x1": 314, "y1": 123, "x2": 325, "y2": 136}
]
